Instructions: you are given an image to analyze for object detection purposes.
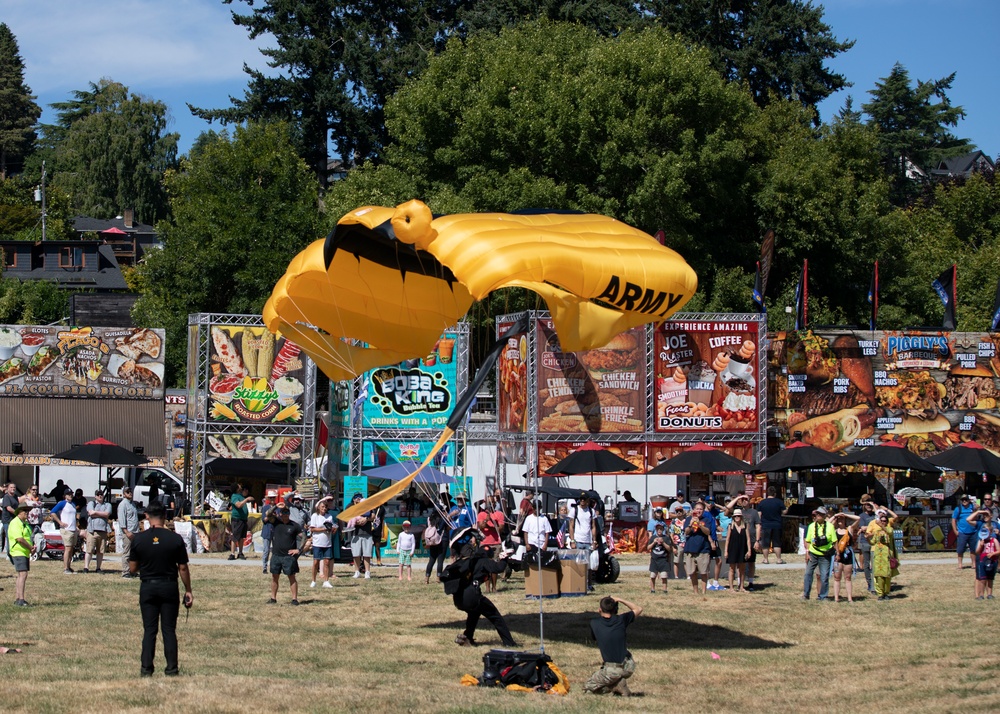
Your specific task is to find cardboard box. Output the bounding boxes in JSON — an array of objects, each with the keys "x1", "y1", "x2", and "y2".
[
  {"x1": 559, "y1": 558, "x2": 588, "y2": 596},
  {"x1": 525, "y1": 563, "x2": 560, "y2": 599}
]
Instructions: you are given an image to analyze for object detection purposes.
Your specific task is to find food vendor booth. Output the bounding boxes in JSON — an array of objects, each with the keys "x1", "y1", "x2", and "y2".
[
  {"x1": 766, "y1": 327, "x2": 1000, "y2": 551},
  {"x1": 326, "y1": 325, "x2": 470, "y2": 558},
  {"x1": 185, "y1": 314, "x2": 317, "y2": 550}
]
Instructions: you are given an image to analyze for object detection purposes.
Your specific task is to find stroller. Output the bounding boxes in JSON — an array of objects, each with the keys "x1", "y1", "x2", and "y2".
[
  {"x1": 506, "y1": 484, "x2": 621, "y2": 584},
  {"x1": 32, "y1": 521, "x2": 83, "y2": 562}
]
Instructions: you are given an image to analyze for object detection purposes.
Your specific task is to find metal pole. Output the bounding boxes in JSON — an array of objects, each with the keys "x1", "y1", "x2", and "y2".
[{"x1": 40, "y1": 161, "x2": 47, "y2": 242}]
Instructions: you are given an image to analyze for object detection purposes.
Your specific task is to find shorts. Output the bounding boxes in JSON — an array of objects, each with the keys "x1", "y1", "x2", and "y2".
[
  {"x1": 684, "y1": 552, "x2": 710, "y2": 575},
  {"x1": 351, "y1": 532, "x2": 374, "y2": 558},
  {"x1": 312, "y1": 545, "x2": 333, "y2": 560},
  {"x1": 270, "y1": 553, "x2": 299, "y2": 576},
  {"x1": 398, "y1": 551, "x2": 413, "y2": 566},
  {"x1": 231, "y1": 519, "x2": 249, "y2": 541},
  {"x1": 956, "y1": 531, "x2": 978, "y2": 556},
  {"x1": 836, "y1": 548, "x2": 854, "y2": 566},
  {"x1": 976, "y1": 558, "x2": 998, "y2": 581},
  {"x1": 86, "y1": 530, "x2": 109, "y2": 554},
  {"x1": 60, "y1": 529, "x2": 79, "y2": 548},
  {"x1": 649, "y1": 557, "x2": 670, "y2": 576},
  {"x1": 12, "y1": 555, "x2": 29, "y2": 572},
  {"x1": 760, "y1": 527, "x2": 782, "y2": 549},
  {"x1": 673, "y1": 549, "x2": 685, "y2": 565}
]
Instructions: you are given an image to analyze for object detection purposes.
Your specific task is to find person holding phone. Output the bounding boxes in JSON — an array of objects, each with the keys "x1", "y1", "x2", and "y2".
[{"x1": 309, "y1": 498, "x2": 337, "y2": 588}]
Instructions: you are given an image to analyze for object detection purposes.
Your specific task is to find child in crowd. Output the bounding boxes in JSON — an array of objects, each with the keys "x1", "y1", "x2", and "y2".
[
  {"x1": 668, "y1": 506, "x2": 687, "y2": 579},
  {"x1": 648, "y1": 523, "x2": 672, "y2": 594},
  {"x1": 397, "y1": 520, "x2": 416, "y2": 582},
  {"x1": 974, "y1": 522, "x2": 999, "y2": 600}
]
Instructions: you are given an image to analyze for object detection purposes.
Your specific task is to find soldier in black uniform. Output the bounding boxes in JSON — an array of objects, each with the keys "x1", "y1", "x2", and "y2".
[
  {"x1": 447, "y1": 527, "x2": 518, "y2": 647},
  {"x1": 128, "y1": 501, "x2": 193, "y2": 677}
]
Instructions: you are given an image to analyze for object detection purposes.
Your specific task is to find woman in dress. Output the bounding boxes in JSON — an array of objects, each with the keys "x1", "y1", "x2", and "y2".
[
  {"x1": 864, "y1": 508, "x2": 899, "y2": 601},
  {"x1": 724, "y1": 509, "x2": 752, "y2": 592},
  {"x1": 831, "y1": 511, "x2": 861, "y2": 603}
]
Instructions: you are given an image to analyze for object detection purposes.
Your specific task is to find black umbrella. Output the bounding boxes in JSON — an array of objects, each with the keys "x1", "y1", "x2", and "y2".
[
  {"x1": 648, "y1": 443, "x2": 751, "y2": 474},
  {"x1": 544, "y1": 441, "x2": 638, "y2": 476},
  {"x1": 53, "y1": 437, "x2": 148, "y2": 468},
  {"x1": 927, "y1": 440, "x2": 1000, "y2": 476},
  {"x1": 842, "y1": 441, "x2": 939, "y2": 472},
  {"x1": 751, "y1": 441, "x2": 847, "y2": 473}
]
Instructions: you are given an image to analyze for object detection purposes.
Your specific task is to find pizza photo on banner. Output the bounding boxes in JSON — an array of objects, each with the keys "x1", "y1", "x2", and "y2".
[
  {"x1": 496, "y1": 318, "x2": 528, "y2": 433},
  {"x1": 769, "y1": 329, "x2": 1000, "y2": 456},
  {"x1": 654, "y1": 319, "x2": 762, "y2": 433},
  {"x1": 536, "y1": 319, "x2": 646, "y2": 434}
]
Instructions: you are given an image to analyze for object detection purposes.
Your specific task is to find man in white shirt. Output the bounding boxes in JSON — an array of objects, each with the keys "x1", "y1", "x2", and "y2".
[
  {"x1": 50, "y1": 489, "x2": 78, "y2": 574},
  {"x1": 569, "y1": 494, "x2": 599, "y2": 592},
  {"x1": 522, "y1": 501, "x2": 552, "y2": 553}
]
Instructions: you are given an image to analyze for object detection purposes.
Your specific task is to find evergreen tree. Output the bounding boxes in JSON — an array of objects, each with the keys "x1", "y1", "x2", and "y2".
[
  {"x1": 862, "y1": 63, "x2": 970, "y2": 200},
  {"x1": 0, "y1": 23, "x2": 41, "y2": 179}
]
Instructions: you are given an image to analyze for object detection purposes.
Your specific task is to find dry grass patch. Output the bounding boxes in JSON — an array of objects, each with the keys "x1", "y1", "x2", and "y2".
[{"x1": 1, "y1": 554, "x2": 999, "y2": 713}]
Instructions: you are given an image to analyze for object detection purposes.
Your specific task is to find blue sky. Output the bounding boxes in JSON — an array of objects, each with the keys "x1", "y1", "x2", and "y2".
[{"x1": 5, "y1": 0, "x2": 998, "y2": 159}]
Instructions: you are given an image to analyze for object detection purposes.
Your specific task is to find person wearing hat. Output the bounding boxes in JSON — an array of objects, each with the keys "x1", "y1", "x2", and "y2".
[
  {"x1": 397, "y1": 520, "x2": 416, "y2": 581},
  {"x1": 802, "y1": 506, "x2": 837, "y2": 601},
  {"x1": 724, "y1": 509, "x2": 752, "y2": 592},
  {"x1": 128, "y1": 501, "x2": 193, "y2": 676},
  {"x1": 49, "y1": 488, "x2": 79, "y2": 574},
  {"x1": 445, "y1": 527, "x2": 518, "y2": 648},
  {"x1": 448, "y1": 492, "x2": 476, "y2": 539},
  {"x1": 8, "y1": 504, "x2": 36, "y2": 606},
  {"x1": 953, "y1": 493, "x2": 981, "y2": 570},
  {"x1": 856, "y1": 495, "x2": 878, "y2": 594}
]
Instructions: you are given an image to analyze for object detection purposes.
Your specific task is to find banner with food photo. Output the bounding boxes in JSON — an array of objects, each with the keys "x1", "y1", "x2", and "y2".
[
  {"x1": 360, "y1": 330, "x2": 461, "y2": 430},
  {"x1": 0, "y1": 325, "x2": 165, "y2": 399},
  {"x1": 496, "y1": 318, "x2": 528, "y2": 433},
  {"x1": 653, "y1": 318, "x2": 763, "y2": 433},
  {"x1": 537, "y1": 441, "x2": 645, "y2": 475},
  {"x1": 535, "y1": 320, "x2": 645, "y2": 434},
  {"x1": 207, "y1": 326, "x2": 306, "y2": 425},
  {"x1": 363, "y1": 440, "x2": 456, "y2": 468},
  {"x1": 770, "y1": 329, "x2": 1000, "y2": 457},
  {"x1": 646, "y1": 442, "x2": 754, "y2": 471},
  {"x1": 207, "y1": 434, "x2": 303, "y2": 461}
]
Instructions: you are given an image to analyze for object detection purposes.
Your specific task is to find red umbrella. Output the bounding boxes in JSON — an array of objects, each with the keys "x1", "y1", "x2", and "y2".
[{"x1": 101, "y1": 227, "x2": 127, "y2": 234}]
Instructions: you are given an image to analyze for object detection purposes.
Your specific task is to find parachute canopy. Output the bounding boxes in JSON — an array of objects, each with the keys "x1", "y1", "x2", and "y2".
[{"x1": 264, "y1": 200, "x2": 698, "y2": 381}]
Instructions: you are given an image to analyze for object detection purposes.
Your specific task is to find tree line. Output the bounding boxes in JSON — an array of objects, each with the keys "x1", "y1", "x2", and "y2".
[{"x1": 0, "y1": 4, "x2": 997, "y2": 386}]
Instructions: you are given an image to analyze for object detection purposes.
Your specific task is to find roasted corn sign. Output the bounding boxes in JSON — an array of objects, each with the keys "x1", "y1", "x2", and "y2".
[
  {"x1": 0, "y1": 325, "x2": 165, "y2": 399},
  {"x1": 770, "y1": 329, "x2": 1000, "y2": 457},
  {"x1": 207, "y1": 326, "x2": 306, "y2": 427}
]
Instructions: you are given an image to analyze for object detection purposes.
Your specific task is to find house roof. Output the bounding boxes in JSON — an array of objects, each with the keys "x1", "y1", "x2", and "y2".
[
  {"x1": 0, "y1": 241, "x2": 128, "y2": 290},
  {"x1": 72, "y1": 215, "x2": 157, "y2": 235},
  {"x1": 932, "y1": 150, "x2": 995, "y2": 176}
]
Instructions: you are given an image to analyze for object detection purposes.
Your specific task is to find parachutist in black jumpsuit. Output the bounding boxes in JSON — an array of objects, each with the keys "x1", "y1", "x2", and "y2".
[{"x1": 453, "y1": 546, "x2": 518, "y2": 647}]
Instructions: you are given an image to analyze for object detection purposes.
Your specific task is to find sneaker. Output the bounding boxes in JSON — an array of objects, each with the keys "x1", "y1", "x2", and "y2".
[
  {"x1": 988, "y1": 595, "x2": 995, "y2": 600},
  {"x1": 455, "y1": 634, "x2": 473, "y2": 646},
  {"x1": 262, "y1": 569, "x2": 268, "y2": 574},
  {"x1": 140, "y1": 670, "x2": 153, "y2": 678},
  {"x1": 353, "y1": 571, "x2": 360, "y2": 579},
  {"x1": 364, "y1": 572, "x2": 371, "y2": 579},
  {"x1": 977, "y1": 595, "x2": 985, "y2": 600},
  {"x1": 745, "y1": 583, "x2": 754, "y2": 591},
  {"x1": 310, "y1": 581, "x2": 317, "y2": 588},
  {"x1": 165, "y1": 669, "x2": 179, "y2": 677},
  {"x1": 322, "y1": 581, "x2": 333, "y2": 589},
  {"x1": 63, "y1": 569, "x2": 75, "y2": 574},
  {"x1": 227, "y1": 554, "x2": 236, "y2": 561},
  {"x1": 95, "y1": 568, "x2": 103, "y2": 573},
  {"x1": 291, "y1": 599, "x2": 299, "y2": 606},
  {"x1": 82, "y1": 568, "x2": 90, "y2": 574},
  {"x1": 14, "y1": 599, "x2": 29, "y2": 607},
  {"x1": 237, "y1": 554, "x2": 246, "y2": 560},
  {"x1": 267, "y1": 598, "x2": 277, "y2": 604},
  {"x1": 650, "y1": 588, "x2": 655, "y2": 593}
]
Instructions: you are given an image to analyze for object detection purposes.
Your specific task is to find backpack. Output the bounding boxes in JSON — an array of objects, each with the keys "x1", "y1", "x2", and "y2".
[
  {"x1": 481, "y1": 650, "x2": 559, "y2": 689},
  {"x1": 440, "y1": 558, "x2": 472, "y2": 595},
  {"x1": 424, "y1": 524, "x2": 442, "y2": 547}
]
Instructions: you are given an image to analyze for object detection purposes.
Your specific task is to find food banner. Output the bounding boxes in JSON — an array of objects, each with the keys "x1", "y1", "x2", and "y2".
[
  {"x1": 646, "y1": 442, "x2": 755, "y2": 471},
  {"x1": 497, "y1": 319, "x2": 528, "y2": 433},
  {"x1": 926, "y1": 516, "x2": 951, "y2": 551},
  {"x1": 898, "y1": 516, "x2": 927, "y2": 549},
  {"x1": 363, "y1": 440, "x2": 456, "y2": 469},
  {"x1": 654, "y1": 319, "x2": 762, "y2": 433},
  {"x1": 536, "y1": 320, "x2": 645, "y2": 433},
  {"x1": 207, "y1": 326, "x2": 306, "y2": 425},
  {"x1": 207, "y1": 434, "x2": 303, "y2": 461},
  {"x1": 538, "y1": 441, "x2": 645, "y2": 475},
  {"x1": 0, "y1": 325, "x2": 165, "y2": 398},
  {"x1": 769, "y1": 329, "x2": 1000, "y2": 457},
  {"x1": 165, "y1": 393, "x2": 187, "y2": 474},
  {"x1": 361, "y1": 330, "x2": 461, "y2": 429}
]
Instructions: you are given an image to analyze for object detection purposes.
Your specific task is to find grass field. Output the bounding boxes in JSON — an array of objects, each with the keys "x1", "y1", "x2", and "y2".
[{"x1": 1, "y1": 552, "x2": 999, "y2": 713}]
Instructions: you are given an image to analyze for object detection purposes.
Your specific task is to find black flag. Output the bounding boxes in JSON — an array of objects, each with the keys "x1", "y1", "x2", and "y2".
[
  {"x1": 759, "y1": 228, "x2": 775, "y2": 298},
  {"x1": 794, "y1": 260, "x2": 808, "y2": 330},
  {"x1": 868, "y1": 261, "x2": 879, "y2": 331},
  {"x1": 752, "y1": 262, "x2": 765, "y2": 313},
  {"x1": 932, "y1": 265, "x2": 957, "y2": 331},
  {"x1": 991, "y1": 276, "x2": 1000, "y2": 332}
]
